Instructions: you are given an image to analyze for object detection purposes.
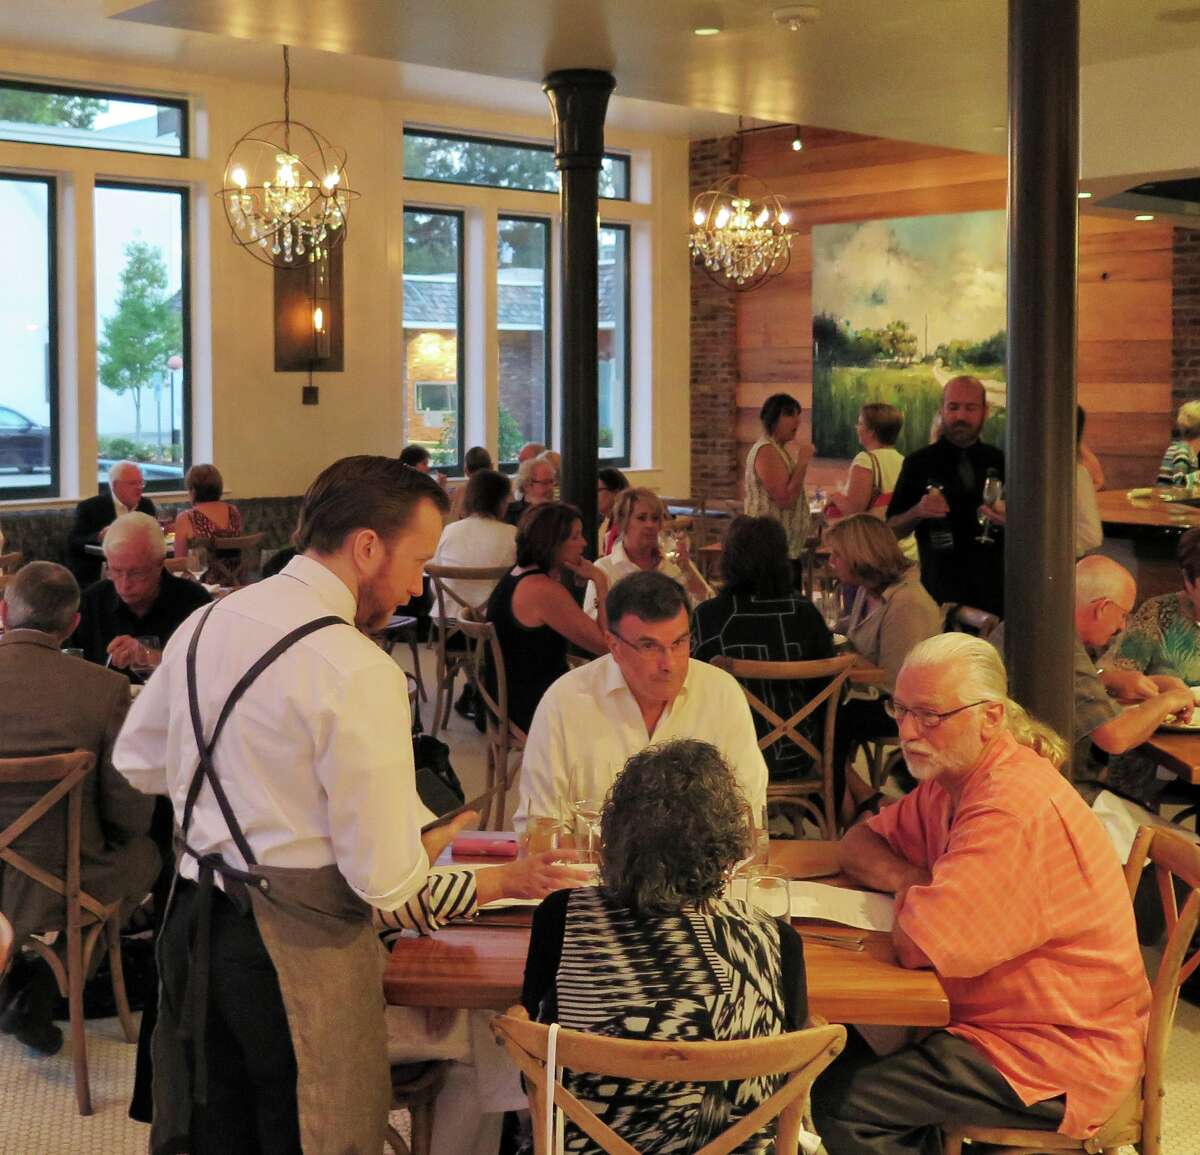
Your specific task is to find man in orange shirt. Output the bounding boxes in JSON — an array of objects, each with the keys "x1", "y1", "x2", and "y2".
[{"x1": 811, "y1": 633, "x2": 1149, "y2": 1155}]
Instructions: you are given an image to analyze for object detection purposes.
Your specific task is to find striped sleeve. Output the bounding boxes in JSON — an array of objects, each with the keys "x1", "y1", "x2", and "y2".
[{"x1": 374, "y1": 868, "x2": 479, "y2": 940}]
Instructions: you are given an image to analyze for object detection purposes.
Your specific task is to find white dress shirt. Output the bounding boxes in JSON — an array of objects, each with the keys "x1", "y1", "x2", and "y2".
[
  {"x1": 582, "y1": 540, "x2": 695, "y2": 618},
  {"x1": 514, "y1": 653, "x2": 768, "y2": 832},
  {"x1": 114, "y1": 555, "x2": 428, "y2": 911},
  {"x1": 431, "y1": 515, "x2": 517, "y2": 617}
]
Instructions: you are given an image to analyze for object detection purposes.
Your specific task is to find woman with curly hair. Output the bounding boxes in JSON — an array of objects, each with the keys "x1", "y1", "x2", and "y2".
[{"x1": 521, "y1": 738, "x2": 808, "y2": 1155}]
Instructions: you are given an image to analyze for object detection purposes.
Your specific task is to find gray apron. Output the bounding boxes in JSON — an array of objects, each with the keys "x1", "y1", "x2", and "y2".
[{"x1": 151, "y1": 603, "x2": 391, "y2": 1155}]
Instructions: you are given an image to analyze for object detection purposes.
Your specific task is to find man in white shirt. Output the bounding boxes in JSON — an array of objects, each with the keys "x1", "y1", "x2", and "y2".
[
  {"x1": 114, "y1": 456, "x2": 467, "y2": 1154},
  {"x1": 515, "y1": 570, "x2": 768, "y2": 832}
]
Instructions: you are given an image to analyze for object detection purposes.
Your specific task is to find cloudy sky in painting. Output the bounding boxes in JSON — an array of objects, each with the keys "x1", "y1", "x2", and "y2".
[{"x1": 812, "y1": 210, "x2": 1006, "y2": 355}]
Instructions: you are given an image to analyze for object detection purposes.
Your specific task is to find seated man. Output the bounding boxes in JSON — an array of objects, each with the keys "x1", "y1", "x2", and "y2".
[
  {"x1": 505, "y1": 452, "x2": 557, "y2": 527},
  {"x1": 515, "y1": 570, "x2": 768, "y2": 831},
  {"x1": 812, "y1": 632, "x2": 1150, "y2": 1154},
  {"x1": 991, "y1": 555, "x2": 1193, "y2": 795},
  {"x1": 71, "y1": 511, "x2": 211, "y2": 677},
  {"x1": 0, "y1": 562, "x2": 159, "y2": 1055},
  {"x1": 67, "y1": 460, "x2": 157, "y2": 587}
]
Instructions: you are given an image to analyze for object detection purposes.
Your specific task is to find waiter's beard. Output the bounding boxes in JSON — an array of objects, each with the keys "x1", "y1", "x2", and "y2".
[{"x1": 355, "y1": 571, "x2": 398, "y2": 634}]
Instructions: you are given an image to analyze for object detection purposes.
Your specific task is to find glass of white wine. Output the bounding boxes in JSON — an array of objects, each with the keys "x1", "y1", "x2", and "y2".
[
  {"x1": 570, "y1": 798, "x2": 604, "y2": 867},
  {"x1": 186, "y1": 546, "x2": 208, "y2": 582}
]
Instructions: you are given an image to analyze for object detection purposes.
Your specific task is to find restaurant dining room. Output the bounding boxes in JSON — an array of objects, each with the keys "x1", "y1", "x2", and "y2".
[{"x1": 2, "y1": 2, "x2": 1200, "y2": 1154}]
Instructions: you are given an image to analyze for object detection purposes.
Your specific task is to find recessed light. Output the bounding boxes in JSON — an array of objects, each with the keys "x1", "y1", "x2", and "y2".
[
  {"x1": 1077, "y1": 191, "x2": 1092, "y2": 199},
  {"x1": 1134, "y1": 213, "x2": 1155, "y2": 221},
  {"x1": 692, "y1": 26, "x2": 721, "y2": 36}
]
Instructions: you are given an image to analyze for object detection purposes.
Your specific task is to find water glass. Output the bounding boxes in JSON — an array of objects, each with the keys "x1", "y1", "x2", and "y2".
[
  {"x1": 745, "y1": 803, "x2": 770, "y2": 869},
  {"x1": 130, "y1": 635, "x2": 162, "y2": 680},
  {"x1": 744, "y1": 866, "x2": 791, "y2": 919},
  {"x1": 61, "y1": 647, "x2": 85, "y2": 659},
  {"x1": 520, "y1": 817, "x2": 567, "y2": 858},
  {"x1": 570, "y1": 798, "x2": 604, "y2": 865}
]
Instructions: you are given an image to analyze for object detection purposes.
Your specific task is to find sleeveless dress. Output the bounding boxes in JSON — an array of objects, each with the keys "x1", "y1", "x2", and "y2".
[
  {"x1": 187, "y1": 504, "x2": 242, "y2": 540},
  {"x1": 744, "y1": 437, "x2": 809, "y2": 560},
  {"x1": 485, "y1": 569, "x2": 569, "y2": 734}
]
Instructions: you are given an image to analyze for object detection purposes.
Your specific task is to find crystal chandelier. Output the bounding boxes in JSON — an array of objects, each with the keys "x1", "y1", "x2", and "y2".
[
  {"x1": 218, "y1": 47, "x2": 358, "y2": 267},
  {"x1": 689, "y1": 172, "x2": 794, "y2": 291}
]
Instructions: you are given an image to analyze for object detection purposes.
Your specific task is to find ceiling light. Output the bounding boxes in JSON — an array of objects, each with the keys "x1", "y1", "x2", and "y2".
[
  {"x1": 692, "y1": 26, "x2": 721, "y2": 36},
  {"x1": 1134, "y1": 213, "x2": 1155, "y2": 221},
  {"x1": 791, "y1": 127, "x2": 803, "y2": 151},
  {"x1": 1077, "y1": 191, "x2": 1092, "y2": 199},
  {"x1": 690, "y1": 173, "x2": 794, "y2": 291},
  {"x1": 773, "y1": 5, "x2": 820, "y2": 30}
]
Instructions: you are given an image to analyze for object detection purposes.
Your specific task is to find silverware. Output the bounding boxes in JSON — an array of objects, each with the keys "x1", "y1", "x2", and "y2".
[{"x1": 800, "y1": 932, "x2": 866, "y2": 952}]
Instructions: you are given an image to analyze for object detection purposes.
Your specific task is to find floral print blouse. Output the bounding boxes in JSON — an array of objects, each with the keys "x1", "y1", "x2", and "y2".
[{"x1": 1104, "y1": 591, "x2": 1200, "y2": 686}]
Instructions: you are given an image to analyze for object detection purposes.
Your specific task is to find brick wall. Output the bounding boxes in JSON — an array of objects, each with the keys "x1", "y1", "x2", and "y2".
[
  {"x1": 1173, "y1": 226, "x2": 1200, "y2": 419},
  {"x1": 689, "y1": 136, "x2": 740, "y2": 498}
]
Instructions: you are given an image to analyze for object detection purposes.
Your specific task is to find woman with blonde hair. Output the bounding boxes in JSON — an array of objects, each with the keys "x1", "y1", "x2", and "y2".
[
  {"x1": 1157, "y1": 399, "x2": 1200, "y2": 485},
  {"x1": 584, "y1": 487, "x2": 710, "y2": 616}
]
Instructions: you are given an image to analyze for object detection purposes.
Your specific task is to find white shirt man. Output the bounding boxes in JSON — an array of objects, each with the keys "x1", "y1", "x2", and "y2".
[{"x1": 515, "y1": 570, "x2": 768, "y2": 832}]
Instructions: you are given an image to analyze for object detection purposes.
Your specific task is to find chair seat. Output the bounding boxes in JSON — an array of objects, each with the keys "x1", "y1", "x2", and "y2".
[{"x1": 948, "y1": 1120, "x2": 1141, "y2": 1154}]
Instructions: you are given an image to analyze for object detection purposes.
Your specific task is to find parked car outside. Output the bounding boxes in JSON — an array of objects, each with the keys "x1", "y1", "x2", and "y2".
[{"x1": 0, "y1": 405, "x2": 50, "y2": 472}]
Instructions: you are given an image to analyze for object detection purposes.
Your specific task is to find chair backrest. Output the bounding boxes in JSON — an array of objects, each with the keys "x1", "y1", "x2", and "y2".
[
  {"x1": 426, "y1": 563, "x2": 512, "y2": 623},
  {"x1": 943, "y1": 604, "x2": 1000, "y2": 641},
  {"x1": 491, "y1": 1005, "x2": 845, "y2": 1155},
  {"x1": 163, "y1": 557, "x2": 191, "y2": 575},
  {"x1": 1119, "y1": 825, "x2": 1200, "y2": 1154},
  {"x1": 192, "y1": 533, "x2": 266, "y2": 587},
  {"x1": 0, "y1": 751, "x2": 107, "y2": 924},
  {"x1": 455, "y1": 615, "x2": 527, "y2": 747},
  {"x1": 0, "y1": 551, "x2": 22, "y2": 575}
]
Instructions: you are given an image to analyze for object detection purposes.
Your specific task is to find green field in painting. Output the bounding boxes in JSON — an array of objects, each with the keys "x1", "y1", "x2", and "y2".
[{"x1": 813, "y1": 363, "x2": 1007, "y2": 459}]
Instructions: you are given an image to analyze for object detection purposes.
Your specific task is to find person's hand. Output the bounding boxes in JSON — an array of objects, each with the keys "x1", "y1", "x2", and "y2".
[
  {"x1": 792, "y1": 441, "x2": 815, "y2": 466},
  {"x1": 674, "y1": 533, "x2": 691, "y2": 568},
  {"x1": 977, "y1": 503, "x2": 1006, "y2": 526},
  {"x1": 419, "y1": 810, "x2": 479, "y2": 866},
  {"x1": 1152, "y1": 675, "x2": 1190, "y2": 695},
  {"x1": 564, "y1": 556, "x2": 606, "y2": 590},
  {"x1": 1162, "y1": 687, "x2": 1195, "y2": 724},
  {"x1": 1100, "y1": 669, "x2": 1159, "y2": 702},
  {"x1": 493, "y1": 849, "x2": 592, "y2": 900},
  {"x1": 914, "y1": 489, "x2": 950, "y2": 519},
  {"x1": 106, "y1": 634, "x2": 142, "y2": 670},
  {"x1": 433, "y1": 471, "x2": 448, "y2": 490}
]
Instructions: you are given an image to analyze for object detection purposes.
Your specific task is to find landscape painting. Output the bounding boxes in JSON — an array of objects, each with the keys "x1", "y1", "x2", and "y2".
[{"x1": 812, "y1": 210, "x2": 1008, "y2": 459}]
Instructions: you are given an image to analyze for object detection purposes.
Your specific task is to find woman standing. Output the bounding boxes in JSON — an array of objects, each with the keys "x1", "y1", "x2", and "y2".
[{"x1": 744, "y1": 393, "x2": 812, "y2": 585}]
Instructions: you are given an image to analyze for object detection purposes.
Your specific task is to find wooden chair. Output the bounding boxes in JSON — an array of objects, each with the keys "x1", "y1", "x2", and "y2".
[
  {"x1": 943, "y1": 603, "x2": 1001, "y2": 641},
  {"x1": 0, "y1": 751, "x2": 138, "y2": 1115},
  {"x1": 425, "y1": 563, "x2": 511, "y2": 739},
  {"x1": 385, "y1": 1060, "x2": 449, "y2": 1155},
  {"x1": 712, "y1": 655, "x2": 857, "y2": 838},
  {"x1": 0, "y1": 550, "x2": 22, "y2": 574},
  {"x1": 455, "y1": 616, "x2": 527, "y2": 829},
  {"x1": 163, "y1": 556, "x2": 191, "y2": 575},
  {"x1": 944, "y1": 824, "x2": 1200, "y2": 1155},
  {"x1": 491, "y1": 1005, "x2": 845, "y2": 1155},
  {"x1": 191, "y1": 532, "x2": 265, "y2": 587}
]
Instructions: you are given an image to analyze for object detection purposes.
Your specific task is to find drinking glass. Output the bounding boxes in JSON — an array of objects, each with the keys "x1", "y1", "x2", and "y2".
[
  {"x1": 186, "y1": 547, "x2": 207, "y2": 582},
  {"x1": 60, "y1": 647, "x2": 85, "y2": 659},
  {"x1": 744, "y1": 866, "x2": 791, "y2": 919},
  {"x1": 130, "y1": 636, "x2": 162, "y2": 680},
  {"x1": 570, "y1": 798, "x2": 604, "y2": 865},
  {"x1": 745, "y1": 803, "x2": 770, "y2": 870},
  {"x1": 976, "y1": 475, "x2": 1004, "y2": 543},
  {"x1": 520, "y1": 817, "x2": 567, "y2": 858}
]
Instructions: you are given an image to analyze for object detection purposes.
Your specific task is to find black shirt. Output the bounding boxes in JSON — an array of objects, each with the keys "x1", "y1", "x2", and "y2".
[
  {"x1": 887, "y1": 437, "x2": 1006, "y2": 616},
  {"x1": 72, "y1": 572, "x2": 212, "y2": 677},
  {"x1": 67, "y1": 493, "x2": 158, "y2": 586}
]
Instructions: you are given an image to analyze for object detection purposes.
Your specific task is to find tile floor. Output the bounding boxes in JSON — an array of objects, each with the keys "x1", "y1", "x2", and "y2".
[{"x1": 2, "y1": 645, "x2": 1199, "y2": 1153}]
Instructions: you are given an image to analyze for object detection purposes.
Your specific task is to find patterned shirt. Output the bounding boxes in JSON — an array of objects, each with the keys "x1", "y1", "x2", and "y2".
[
  {"x1": 1156, "y1": 439, "x2": 1199, "y2": 485},
  {"x1": 866, "y1": 732, "x2": 1149, "y2": 1138},
  {"x1": 744, "y1": 438, "x2": 810, "y2": 560},
  {"x1": 1104, "y1": 590, "x2": 1200, "y2": 686}
]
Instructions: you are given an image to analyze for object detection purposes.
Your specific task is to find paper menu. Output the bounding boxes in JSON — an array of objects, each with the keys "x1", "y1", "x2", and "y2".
[{"x1": 789, "y1": 881, "x2": 896, "y2": 932}]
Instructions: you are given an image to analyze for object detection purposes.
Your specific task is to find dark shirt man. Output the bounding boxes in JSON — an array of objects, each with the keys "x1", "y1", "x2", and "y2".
[
  {"x1": 887, "y1": 377, "x2": 1005, "y2": 615},
  {"x1": 71, "y1": 512, "x2": 210, "y2": 676},
  {"x1": 68, "y1": 461, "x2": 157, "y2": 586}
]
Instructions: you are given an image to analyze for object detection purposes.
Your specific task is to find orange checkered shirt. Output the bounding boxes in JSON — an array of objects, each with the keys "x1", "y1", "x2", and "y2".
[{"x1": 866, "y1": 731, "x2": 1150, "y2": 1138}]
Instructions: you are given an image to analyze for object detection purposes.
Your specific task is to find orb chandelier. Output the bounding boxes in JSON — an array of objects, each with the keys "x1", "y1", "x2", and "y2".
[
  {"x1": 689, "y1": 171, "x2": 794, "y2": 291},
  {"x1": 218, "y1": 46, "x2": 358, "y2": 267}
]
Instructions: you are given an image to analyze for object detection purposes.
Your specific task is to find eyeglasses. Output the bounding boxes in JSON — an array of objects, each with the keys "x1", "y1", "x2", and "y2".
[
  {"x1": 527, "y1": 477, "x2": 555, "y2": 488},
  {"x1": 884, "y1": 698, "x2": 993, "y2": 729},
  {"x1": 611, "y1": 629, "x2": 691, "y2": 660},
  {"x1": 108, "y1": 564, "x2": 159, "y2": 581}
]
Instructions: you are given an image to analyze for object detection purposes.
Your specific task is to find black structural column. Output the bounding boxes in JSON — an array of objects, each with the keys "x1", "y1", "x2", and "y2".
[
  {"x1": 543, "y1": 69, "x2": 616, "y2": 551},
  {"x1": 1005, "y1": 0, "x2": 1079, "y2": 759}
]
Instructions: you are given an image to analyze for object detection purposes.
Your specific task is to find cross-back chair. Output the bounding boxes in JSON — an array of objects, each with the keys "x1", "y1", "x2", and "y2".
[
  {"x1": 712, "y1": 654, "x2": 856, "y2": 838},
  {"x1": 491, "y1": 1005, "x2": 845, "y2": 1155},
  {"x1": 191, "y1": 532, "x2": 265, "y2": 587},
  {"x1": 454, "y1": 615, "x2": 527, "y2": 829},
  {"x1": 945, "y1": 824, "x2": 1200, "y2": 1155},
  {"x1": 425, "y1": 563, "x2": 511, "y2": 740},
  {"x1": 0, "y1": 751, "x2": 138, "y2": 1115}
]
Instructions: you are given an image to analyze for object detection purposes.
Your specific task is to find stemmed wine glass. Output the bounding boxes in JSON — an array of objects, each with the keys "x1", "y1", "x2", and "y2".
[
  {"x1": 976, "y1": 473, "x2": 1004, "y2": 544},
  {"x1": 186, "y1": 546, "x2": 208, "y2": 582}
]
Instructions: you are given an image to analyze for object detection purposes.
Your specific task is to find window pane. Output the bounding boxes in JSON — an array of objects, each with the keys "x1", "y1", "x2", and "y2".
[
  {"x1": 599, "y1": 225, "x2": 629, "y2": 463},
  {"x1": 404, "y1": 130, "x2": 629, "y2": 201},
  {"x1": 403, "y1": 208, "x2": 463, "y2": 471},
  {"x1": 95, "y1": 185, "x2": 188, "y2": 490},
  {"x1": 0, "y1": 82, "x2": 184, "y2": 156},
  {"x1": 0, "y1": 176, "x2": 55, "y2": 498},
  {"x1": 498, "y1": 217, "x2": 549, "y2": 463}
]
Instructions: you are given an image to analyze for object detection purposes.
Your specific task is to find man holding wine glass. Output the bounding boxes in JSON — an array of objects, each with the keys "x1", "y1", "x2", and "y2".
[{"x1": 70, "y1": 512, "x2": 210, "y2": 679}]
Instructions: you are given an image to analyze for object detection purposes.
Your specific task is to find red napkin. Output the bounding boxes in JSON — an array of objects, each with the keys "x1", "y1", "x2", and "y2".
[{"x1": 451, "y1": 835, "x2": 519, "y2": 858}]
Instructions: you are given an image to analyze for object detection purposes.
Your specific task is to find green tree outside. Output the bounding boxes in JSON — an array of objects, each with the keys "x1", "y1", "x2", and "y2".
[
  {"x1": 0, "y1": 89, "x2": 104, "y2": 129},
  {"x1": 98, "y1": 241, "x2": 181, "y2": 441}
]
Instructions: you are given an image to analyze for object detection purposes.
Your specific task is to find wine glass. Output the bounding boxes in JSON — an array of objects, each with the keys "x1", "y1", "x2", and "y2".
[
  {"x1": 569, "y1": 798, "x2": 604, "y2": 867},
  {"x1": 658, "y1": 529, "x2": 680, "y2": 564},
  {"x1": 520, "y1": 817, "x2": 567, "y2": 858},
  {"x1": 186, "y1": 547, "x2": 207, "y2": 582},
  {"x1": 976, "y1": 474, "x2": 1004, "y2": 543},
  {"x1": 129, "y1": 636, "x2": 161, "y2": 681}
]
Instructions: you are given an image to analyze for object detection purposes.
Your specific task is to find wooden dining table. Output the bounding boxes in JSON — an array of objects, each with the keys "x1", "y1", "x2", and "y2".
[
  {"x1": 1144, "y1": 728, "x2": 1200, "y2": 785},
  {"x1": 1096, "y1": 487, "x2": 1200, "y2": 532},
  {"x1": 384, "y1": 838, "x2": 950, "y2": 1027}
]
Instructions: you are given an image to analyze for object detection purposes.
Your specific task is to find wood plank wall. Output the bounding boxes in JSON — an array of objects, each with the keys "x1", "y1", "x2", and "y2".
[{"x1": 732, "y1": 126, "x2": 1174, "y2": 491}]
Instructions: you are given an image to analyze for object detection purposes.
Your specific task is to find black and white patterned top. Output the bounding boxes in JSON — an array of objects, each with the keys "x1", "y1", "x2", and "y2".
[{"x1": 522, "y1": 886, "x2": 808, "y2": 1155}]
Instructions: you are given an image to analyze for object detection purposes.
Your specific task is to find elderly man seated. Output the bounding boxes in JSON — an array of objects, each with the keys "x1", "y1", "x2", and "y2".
[
  {"x1": 70, "y1": 511, "x2": 211, "y2": 676},
  {"x1": 505, "y1": 451, "x2": 557, "y2": 527},
  {"x1": 67, "y1": 460, "x2": 157, "y2": 587},
  {"x1": 811, "y1": 633, "x2": 1150, "y2": 1154},
  {"x1": 0, "y1": 563, "x2": 158, "y2": 1055},
  {"x1": 515, "y1": 570, "x2": 767, "y2": 831},
  {"x1": 991, "y1": 554, "x2": 1194, "y2": 798}
]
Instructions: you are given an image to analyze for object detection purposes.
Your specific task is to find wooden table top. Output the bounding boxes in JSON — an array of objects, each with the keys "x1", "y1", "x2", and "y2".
[
  {"x1": 1145, "y1": 729, "x2": 1200, "y2": 785},
  {"x1": 1096, "y1": 488, "x2": 1200, "y2": 531},
  {"x1": 385, "y1": 839, "x2": 949, "y2": 1027}
]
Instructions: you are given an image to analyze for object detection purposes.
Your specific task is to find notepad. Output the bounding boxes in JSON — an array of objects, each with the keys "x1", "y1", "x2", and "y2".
[{"x1": 789, "y1": 881, "x2": 896, "y2": 932}]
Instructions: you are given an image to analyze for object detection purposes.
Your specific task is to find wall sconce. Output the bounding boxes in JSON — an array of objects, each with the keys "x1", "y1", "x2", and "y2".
[{"x1": 274, "y1": 245, "x2": 343, "y2": 371}]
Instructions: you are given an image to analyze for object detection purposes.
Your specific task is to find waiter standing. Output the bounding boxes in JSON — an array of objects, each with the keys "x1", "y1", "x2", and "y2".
[{"x1": 115, "y1": 455, "x2": 455, "y2": 1154}]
